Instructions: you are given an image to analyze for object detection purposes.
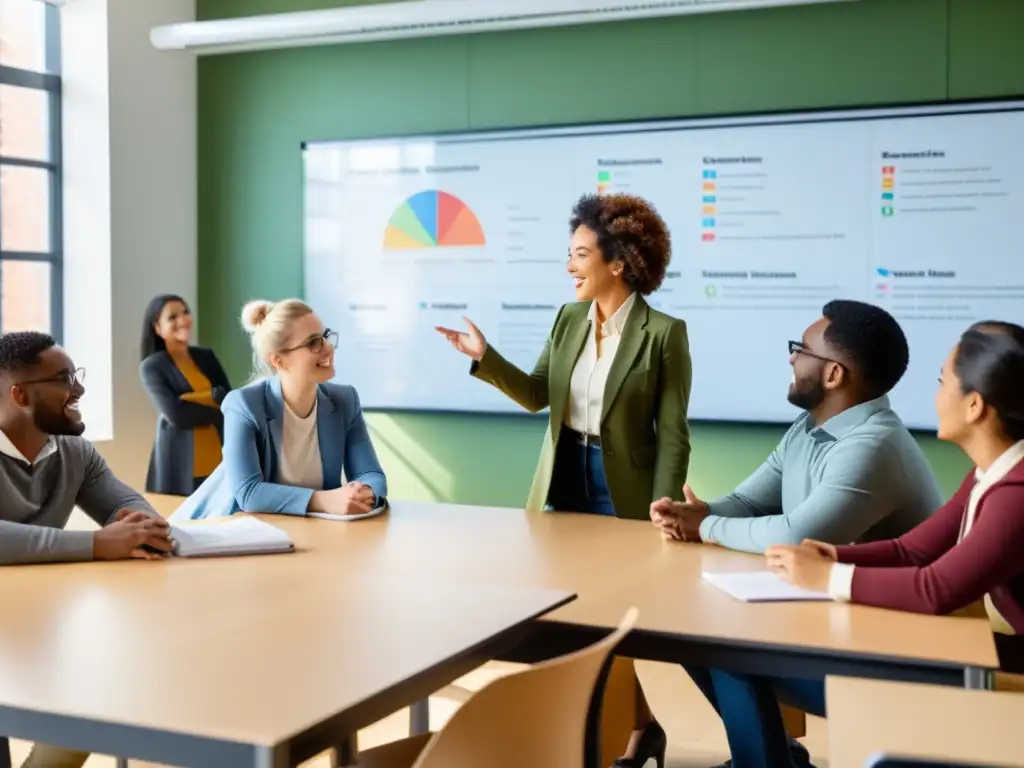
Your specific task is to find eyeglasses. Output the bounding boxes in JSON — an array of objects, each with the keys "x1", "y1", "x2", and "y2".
[
  {"x1": 282, "y1": 329, "x2": 339, "y2": 355},
  {"x1": 18, "y1": 367, "x2": 86, "y2": 390},
  {"x1": 788, "y1": 340, "x2": 844, "y2": 368}
]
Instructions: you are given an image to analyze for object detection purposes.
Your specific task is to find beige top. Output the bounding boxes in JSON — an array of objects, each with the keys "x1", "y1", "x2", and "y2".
[
  {"x1": 565, "y1": 293, "x2": 635, "y2": 435},
  {"x1": 279, "y1": 398, "x2": 324, "y2": 490}
]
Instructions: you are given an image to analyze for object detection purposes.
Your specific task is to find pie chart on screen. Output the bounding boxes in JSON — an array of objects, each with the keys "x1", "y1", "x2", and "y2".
[{"x1": 382, "y1": 190, "x2": 486, "y2": 249}]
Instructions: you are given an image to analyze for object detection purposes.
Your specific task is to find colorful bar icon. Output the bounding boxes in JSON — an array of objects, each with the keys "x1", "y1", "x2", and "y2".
[
  {"x1": 882, "y1": 178, "x2": 894, "y2": 189},
  {"x1": 702, "y1": 232, "x2": 715, "y2": 242},
  {"x1": 881, "y1": 206, "x2": 894, "y2": 216},
  {"x1": 703, "y1": 169, "x2": 717, "y2": 179},
  {"x1": 882, "y1": 165, "x2": 895, "y2": 175},
  {"x1": 598, "y1": 170, "x2": 611, "y2": 182},
  {"x1": 703, "y1": 195, "x2": 716, "y2": 203},
  {"x1": 881, "y1": 192, "x2": 894, "y2": 200},
  {"x1": 702, "y1": 182, "x2": 716, "y2": 191},
  {"x1": 702, "y1": 205, "x2": 716, "y2": 214}
]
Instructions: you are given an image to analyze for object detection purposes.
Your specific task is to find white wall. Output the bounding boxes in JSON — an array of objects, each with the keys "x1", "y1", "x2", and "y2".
[{"x1": 62, "y1": 0, "x2": 197, "y2": 487}]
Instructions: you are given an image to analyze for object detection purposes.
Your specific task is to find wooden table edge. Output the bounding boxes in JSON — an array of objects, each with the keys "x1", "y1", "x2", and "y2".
[
  {"x1": 504, "y1": 618, "x2": 997, "y2": 689},
  {"x1": 0, "y1": 591, "x2": 576, "y2": 768}
]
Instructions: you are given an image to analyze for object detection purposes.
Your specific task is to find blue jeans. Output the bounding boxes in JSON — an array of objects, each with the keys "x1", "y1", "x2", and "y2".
[
  {"x1": 685, "y1": 666, "x2": 826, "y2": 768},
  {"x1": 546, "y1": 427, "x2": 616, "y2": 516}
]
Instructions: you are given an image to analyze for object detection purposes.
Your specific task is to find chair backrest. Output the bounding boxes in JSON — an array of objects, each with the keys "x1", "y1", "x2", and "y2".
[{"x1": 410, "y1": 607, "x2": 638, "y2": 768}]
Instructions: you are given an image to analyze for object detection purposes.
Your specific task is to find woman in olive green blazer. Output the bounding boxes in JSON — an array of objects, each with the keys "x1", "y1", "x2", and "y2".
[
  {"x1": 438, "y1": 193, "x2": 691, "y2": 766},
  {"x1": 438, "y1": 192, "x2": 693, "y2": 521}
]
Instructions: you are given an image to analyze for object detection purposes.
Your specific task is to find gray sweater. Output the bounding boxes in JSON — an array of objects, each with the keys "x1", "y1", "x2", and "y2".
[{"x1": 0, "y1": 431, "x2": 158, "y2": 565}]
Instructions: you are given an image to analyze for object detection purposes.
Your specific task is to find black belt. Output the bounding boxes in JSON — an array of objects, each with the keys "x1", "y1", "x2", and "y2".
[{"x1": 563, "y1": 426, "x2": 601, "y2": 447}]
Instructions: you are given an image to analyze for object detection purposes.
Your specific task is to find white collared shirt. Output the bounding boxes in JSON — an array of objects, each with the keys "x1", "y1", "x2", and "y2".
[
  {"x1": 565, "y1": 293, "x2": 636, "y2": 436},
  {"x1": 828, "y1": 439, "x2": 1024, "y2": 635},
  {"x1": 0, "y1": 429, "x2": 58, "y2": 465}
]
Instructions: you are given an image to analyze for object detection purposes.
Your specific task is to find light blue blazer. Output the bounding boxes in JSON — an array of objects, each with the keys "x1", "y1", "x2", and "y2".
[{"x1": 168, "y1": 377, "x2": 387, "y2": 522}]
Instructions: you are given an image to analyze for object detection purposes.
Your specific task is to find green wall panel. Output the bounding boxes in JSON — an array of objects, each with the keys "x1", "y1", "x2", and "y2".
[
  {"x1": 198, "y1": 0, "x2": 401, "y2": 21},
  {"x1": 196, "y1": 0, "x2": 1024, "y2": 506},
  {"x1": 467, "y1": 20, "x2": 698, "y2": 128},
  {"x1": 948, "y1": 0, "x2": 1024, "y2": 98},
  {"x1": 691, "y1": 0, "x2": 949, "y2": 114}
]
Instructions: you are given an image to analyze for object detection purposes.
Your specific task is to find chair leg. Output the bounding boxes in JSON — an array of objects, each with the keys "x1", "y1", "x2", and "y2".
[
  {"x1": 0, "y1": 738, "x2": 11, "y2": 768},
  {"x1": 599, "y1": 657, "x2": 639, "y2": 768},
  {"x1": 329, "y1": 735, "x2": 357, "y2": 767},
  {"x1": 409, "y1": 699, "x2": 430, "y2": 735},
  {"x1": 780, "y1": 705, "x2": 807, "y2": 738}
]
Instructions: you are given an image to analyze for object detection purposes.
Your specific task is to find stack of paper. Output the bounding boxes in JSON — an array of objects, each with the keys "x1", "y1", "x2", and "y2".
[
  {"x1": 171, "y1": 516, "x2": 294, "y2": 558},
  {"x1": 702, "y1": 571, "x2": 831, "y2": 602}
]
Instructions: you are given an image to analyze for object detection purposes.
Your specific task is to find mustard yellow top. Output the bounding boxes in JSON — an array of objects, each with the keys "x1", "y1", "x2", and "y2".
[{"x1": 173, "y1": 354, "x2": 223, "y2": 480}]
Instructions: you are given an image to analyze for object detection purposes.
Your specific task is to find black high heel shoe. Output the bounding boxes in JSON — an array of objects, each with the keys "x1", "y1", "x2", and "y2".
[{"x1": 613, "y1": 720, "x2": 667, "y2": 768}]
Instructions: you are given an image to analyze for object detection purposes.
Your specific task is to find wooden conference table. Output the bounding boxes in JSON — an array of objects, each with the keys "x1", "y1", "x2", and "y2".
[
  {"x1": 164, "y1": 498, "x2": 993, "y2": 688},
  {"x1": 0, "y1": 497, "x2": 1000, "y2": 767},
  {"x1": 0, "y1": 511, "x2": 573, "y2": 768}
]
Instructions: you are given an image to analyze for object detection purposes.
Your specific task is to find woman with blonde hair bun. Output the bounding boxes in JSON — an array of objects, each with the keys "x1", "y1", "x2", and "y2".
[{"x1": 169, "y1": 298, "x2": 387, "y2": 520}]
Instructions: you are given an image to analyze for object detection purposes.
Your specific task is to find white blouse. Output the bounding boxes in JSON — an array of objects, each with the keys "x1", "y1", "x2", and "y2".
[
  {"x1": 278, "y1": 398, "x2": 324, "y2": 490},
  {"x1": 564, "y1": 293, "x2": 636, "y2": 436}
]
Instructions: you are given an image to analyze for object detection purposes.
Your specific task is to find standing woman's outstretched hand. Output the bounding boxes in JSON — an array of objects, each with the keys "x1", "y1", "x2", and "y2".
[{"x1": 435, "y1": 317, "x2": 488, "y2": 361}]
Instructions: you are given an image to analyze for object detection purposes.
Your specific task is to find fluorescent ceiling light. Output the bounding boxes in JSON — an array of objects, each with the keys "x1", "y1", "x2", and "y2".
[{"x1": 151, "y1": 0, "x2": 858, "y2": 55}]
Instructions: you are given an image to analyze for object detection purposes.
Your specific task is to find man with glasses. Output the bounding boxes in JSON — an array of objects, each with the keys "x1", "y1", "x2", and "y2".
[
  {"x1": 652, "y1": 299, "x2": 942, "y2": 553},
  {"x1": 0, "y1": 332, "x2": 175, "y2": 765},
  {"x1": 0, "y1": 331, "x2": 173, "y2": 566},
  {"x1": 650, "y1": 300, "x2": 943, "y2": 768}
]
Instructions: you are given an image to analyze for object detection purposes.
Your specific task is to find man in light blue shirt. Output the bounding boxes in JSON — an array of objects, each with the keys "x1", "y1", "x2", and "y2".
[
  {"x1": 645, "y1": 300, "x2": 944, "y2": 768},
  {"x1": 652, "y1": 299, "x2": 942, "y2": 554}
]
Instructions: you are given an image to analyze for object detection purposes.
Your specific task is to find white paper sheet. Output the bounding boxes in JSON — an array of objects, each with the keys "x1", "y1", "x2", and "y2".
[
  {"x1": 306, "y1": 504, "x2": 388, "y2": 522},
  {"x1": 702, "y1": 571, "x2": 831, "y2": 602}
]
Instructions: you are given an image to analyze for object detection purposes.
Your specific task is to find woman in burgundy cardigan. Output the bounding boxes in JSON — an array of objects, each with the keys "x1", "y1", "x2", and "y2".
[{"x1": 706, "y1": 321, "x2": 1024, "y2": 768}]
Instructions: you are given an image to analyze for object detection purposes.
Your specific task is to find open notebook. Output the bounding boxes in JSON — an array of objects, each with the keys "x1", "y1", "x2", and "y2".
[
  {"x1": 702, "y1": 571, "x2": 831, "y2": 602},
  {"x1": 170, "y1": 516, "x2": 295, "y2": 558}
]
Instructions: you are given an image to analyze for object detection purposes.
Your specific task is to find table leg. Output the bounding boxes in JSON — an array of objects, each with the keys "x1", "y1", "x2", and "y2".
[
  {"x1": 115, "y1": 759, "x2": 128, "y2": 768},
  {"x1": 964, "y1": 666, "x2": 993, "y2": 690},
  {"x1": 409, "y1": 699, "x2": 430, "y2": 735},
  {"x1": 1, "y1": 737, "x2": 11, "y2": 768},
  {"x1": 329, "y1": 735, "x2": 357, "y2": 768}
]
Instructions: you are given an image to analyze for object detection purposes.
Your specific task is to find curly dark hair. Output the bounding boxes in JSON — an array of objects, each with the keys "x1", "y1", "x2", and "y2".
[
  {"x1": 822, "y1": 300, "x2": 909, "y2": 399},
  {"x1": 569, "y1": 193, "x2": 671, "y2": 295},
  {"x1": 0, "y1": 331, "x2": 56, "y2": 376}
]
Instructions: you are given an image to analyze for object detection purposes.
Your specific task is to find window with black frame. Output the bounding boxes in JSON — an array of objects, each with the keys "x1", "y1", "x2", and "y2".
[{"x1": 0, "y1": 0, "x2": 62, "y2": 339}]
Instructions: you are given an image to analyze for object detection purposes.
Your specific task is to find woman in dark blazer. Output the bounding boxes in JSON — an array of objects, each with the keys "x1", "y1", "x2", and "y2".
[
  {"x1": 437, "y1": 193, "x2": 693, "y2": 767},
  {"x1": 139, "y1": 294, "x2": 232, "y2": 495}
]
